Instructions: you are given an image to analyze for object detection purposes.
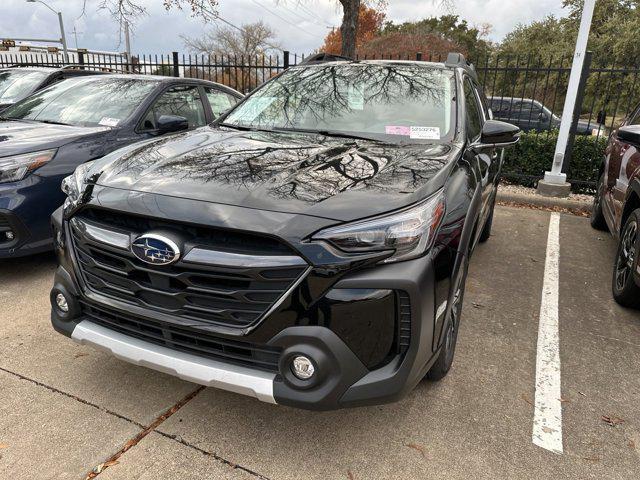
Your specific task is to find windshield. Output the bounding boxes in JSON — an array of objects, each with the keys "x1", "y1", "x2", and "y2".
[
  {"x1": 223, "y1": 63, "x2": 455, "y2": 143},
  {"x1": 0, "y1": 70, "x2": 49, "y2": 104},
  {"x1": 0, "y1": 77, "x2": 157, "y2": 127}
]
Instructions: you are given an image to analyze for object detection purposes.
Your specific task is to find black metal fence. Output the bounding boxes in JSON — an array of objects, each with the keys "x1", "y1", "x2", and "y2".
[{"x1": 3, "y1": 49, "x2": 639, "y2": 191}]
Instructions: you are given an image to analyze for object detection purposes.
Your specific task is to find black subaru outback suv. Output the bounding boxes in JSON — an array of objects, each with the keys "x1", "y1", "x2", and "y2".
[{"x1": 50, "y1": 53, "x2": 519, "y2": 410}]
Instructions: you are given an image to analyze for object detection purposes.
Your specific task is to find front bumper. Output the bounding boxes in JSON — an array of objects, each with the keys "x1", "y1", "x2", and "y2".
[
  {"x1": 71, "y1": 320, "x2": 277, "y2": 403},
  {"x1": 0, "y1": 175, "x2": 64, "y2": 258},
  {"x1": 51, "y1": 203, "x2": 450, "y2": 410}
]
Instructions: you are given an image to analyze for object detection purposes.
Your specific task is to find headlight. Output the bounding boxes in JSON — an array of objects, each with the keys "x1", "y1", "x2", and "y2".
[
  {"x1": 0, "y1": 149, "x2": 57, "y2": 184},
  {"x1": 313, "y1": 192, "x2": 445, "y2": 264},
  {"x1": 61, "y1": 160, "x2": 97, "y2": 207}
]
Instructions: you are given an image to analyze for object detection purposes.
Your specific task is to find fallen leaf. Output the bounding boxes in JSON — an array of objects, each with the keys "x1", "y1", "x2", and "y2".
[
  {"x1": 405, "y1": 443, "x2": 427, "y2": 458},
  {"x1": 629, "y1": 440, "x2": 636, "y2": 450},
  {"x1": 560, "y1": 397, "x2": 571, "y2": 403},
  {"x1": 582, "y1": 455, "x2": 600, "y2": 463},
  {"x1": 73, "y1": 352, "x2": 88, "y2": 359},
  {"x1": 347, "y1": 471, "x2": 356, "y2": 480},
  {"x1": 601, "y1": 415, "x2": 624, "y2": 427},
  {"x1": 0, "y1": 443, "x2": 7, "y2": 449},
  {"x1": 520, "y1": 393, "x2": 534, "y2": 406}
]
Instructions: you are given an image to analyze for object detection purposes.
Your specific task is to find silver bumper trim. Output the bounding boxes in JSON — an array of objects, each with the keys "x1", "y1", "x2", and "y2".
[{"x1": 71, "y1": 320, "x2": 276, "y2": 404}]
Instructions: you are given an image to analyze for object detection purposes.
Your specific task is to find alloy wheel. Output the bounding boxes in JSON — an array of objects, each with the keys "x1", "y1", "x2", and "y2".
[{"x1": 615, "y1": 220, "x2": 638, "y2": 291}]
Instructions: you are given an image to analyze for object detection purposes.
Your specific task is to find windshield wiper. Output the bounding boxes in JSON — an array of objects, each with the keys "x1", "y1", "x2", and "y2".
[
  {"x1": 0, "y1": 116, "x2": 27, "y2": 122},
  {"x1": 37, "y1": 119, "x2": 72, "y2": 126},
  {"x1": 273, "y1": 127, "x2": 383, "y2": 143},
  {"x1": 219, "y1": 123, "x2": 276, "y2": 134}
]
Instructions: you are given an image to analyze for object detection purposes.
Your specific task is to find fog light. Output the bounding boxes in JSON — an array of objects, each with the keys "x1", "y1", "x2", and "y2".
[
  {"x1": 291, "y1": 355, "x2": 315, "y2": 380},
  {"x1": 5, "y1": 230, "x2": 14, "y2": 240},
  {"x1": 55, "y1": 293, "x2": 69, "y2": 313}
]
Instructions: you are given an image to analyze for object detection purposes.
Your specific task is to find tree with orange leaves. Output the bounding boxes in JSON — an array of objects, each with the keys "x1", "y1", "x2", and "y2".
[{"x1": 320, "y1": 4, "x2": 386, "y2": 56}]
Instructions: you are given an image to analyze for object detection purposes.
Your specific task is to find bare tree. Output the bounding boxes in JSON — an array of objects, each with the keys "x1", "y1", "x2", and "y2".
[
  {"x1": 182, "y1": 21, "x2": 279, "y2": 90},
  {"x1": 86, "y1": 0, "x2": 219, "y2": 34},
  {"x1": 182, "y1": 21, "x2": 279, "y2": 57}
]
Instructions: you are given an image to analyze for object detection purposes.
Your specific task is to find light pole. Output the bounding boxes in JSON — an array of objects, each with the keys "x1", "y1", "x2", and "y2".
[
  {"x1": 537, "y1": 0, "x2": 597, "y2": 197},
  {"x1": 26, "y1": 0, "x2": 69, "y2": 62}
]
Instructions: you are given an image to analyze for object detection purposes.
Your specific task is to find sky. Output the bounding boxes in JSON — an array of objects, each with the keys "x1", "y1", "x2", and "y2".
[{"x1": 0, "y1": 0, "x2": 568, "y2": 55}]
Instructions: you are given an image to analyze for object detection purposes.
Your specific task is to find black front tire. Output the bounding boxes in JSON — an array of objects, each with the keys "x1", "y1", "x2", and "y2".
[
  {"x1": 479, "y1": 190, "x2": 498, "y2": 243},
  {"x1": 426, "y1": 258, "x2": 468, "y2": 381},
  {"x1": 591, "y1": 174, "x2": 608, "y2": 231},
  {"x1": 612, "y1": 209, "x2": 640, "y2": 309}
]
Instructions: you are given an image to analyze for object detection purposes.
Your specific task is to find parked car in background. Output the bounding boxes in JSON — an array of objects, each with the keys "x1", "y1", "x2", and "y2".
[
  {"x1": 0, "y1": 74, "x2": 242, "y2": 258},
  {"x1": 591, "y1": 104, "x2": 640, "y2": 308},
  {"x1": 489, "y1": 96, "x2": 604, "y2": 136},
  {"x1": 50, "y1": 54, "x2": 519, "y2": 410},
  {"x1": 0, "y1": 65, "x2": 108, "y2": 111}
]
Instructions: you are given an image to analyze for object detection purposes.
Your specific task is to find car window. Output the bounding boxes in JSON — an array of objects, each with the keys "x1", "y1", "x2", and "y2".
[
  {"x1": 1, "y1": 77, "x2": 157, "y2": 127},
  {"x1": 628, "y1": 105, "x2": 640, "y2": 126},
  {"x1": 141, "y1": 85, "x2": 206, "y2": 131},
  {"x1": 490, "y1": 99, "x2": 512, "y2": 116},
  {"x1": 464, "y1": 79, "x2": 483, "y2": 141},
  {"x1": 0, "y1": 70, "x2": 49, "y2": 103},
  {"x1": 204, "y1": 87, "x2": 238, "y2": 118},
  {"x1": 223, "y1": 64, "x2": 456, "y2": 143}
]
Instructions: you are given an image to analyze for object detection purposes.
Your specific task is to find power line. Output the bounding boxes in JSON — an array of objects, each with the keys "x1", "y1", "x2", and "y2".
[
  {"x1": 271, "y1": 0, "x2": 333, "y2": 27},
  {"x1": 249, "y1": 0, "x2": 323, "y2": 39},
  {"x1": 295, "y1": 1, "x2": 335, "y2": 27}
]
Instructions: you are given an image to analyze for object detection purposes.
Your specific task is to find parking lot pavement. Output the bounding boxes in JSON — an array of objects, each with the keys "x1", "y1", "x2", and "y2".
[{"x1": 0, "y1": 206, "x2": 639, "y2": 479}]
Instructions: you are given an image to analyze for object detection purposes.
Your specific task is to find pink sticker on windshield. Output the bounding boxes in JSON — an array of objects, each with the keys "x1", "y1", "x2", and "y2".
[{"x1": 385, "y1": 125, "x2": 411, "y2": 136}]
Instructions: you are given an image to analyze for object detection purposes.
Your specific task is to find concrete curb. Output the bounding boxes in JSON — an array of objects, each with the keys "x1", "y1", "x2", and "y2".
[{"x1": 496, "y1": 191, "x2": 593, "y2": 213}]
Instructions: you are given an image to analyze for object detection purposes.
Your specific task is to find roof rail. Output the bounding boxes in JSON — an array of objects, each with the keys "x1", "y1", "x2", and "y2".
[
  {"x1": 2, "y1": 63, "x2": 122, "y2": 73},
  {"x1": 3, "y1": 63, "x2": 62, "y2": 68},
  {"x1": 445, "y1": 52, "x2": 477, "y2": 79},
  {"x1": 300, "y1": 52, "x2": 353, "y2": 65}
]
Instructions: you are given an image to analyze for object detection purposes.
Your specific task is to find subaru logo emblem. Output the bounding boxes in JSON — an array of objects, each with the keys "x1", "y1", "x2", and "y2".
[{"x1": 131, "y1": 234, "x2": 181, "y2": 265}]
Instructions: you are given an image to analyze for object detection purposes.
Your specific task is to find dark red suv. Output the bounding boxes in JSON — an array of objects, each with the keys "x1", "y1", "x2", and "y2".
[{"x1": 591, "y1": 109, "x2": 640, "y2": 308}]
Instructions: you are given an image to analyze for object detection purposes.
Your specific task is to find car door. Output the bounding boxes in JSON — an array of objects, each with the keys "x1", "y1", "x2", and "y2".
[
  {"x1": 202, "y1": 86, "x2": 240, "y2": 119},
  {"x1": 138, "y1": 84, "x2": 208, "y2": 133},
  {"x1": 463, "y1": 78, "x2": 494, "y2": 233},
  {"x1": 607, "y1": 107, "x2": 640, "y2": 231}
]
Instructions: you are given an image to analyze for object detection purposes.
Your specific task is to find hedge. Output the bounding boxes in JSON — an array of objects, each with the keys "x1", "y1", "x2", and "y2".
[{"x1": 501, "y1": 131, "x2": 608, "y2": 193}]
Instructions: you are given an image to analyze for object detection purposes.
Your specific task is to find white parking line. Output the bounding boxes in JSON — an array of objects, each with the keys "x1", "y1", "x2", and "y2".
[{"x1": 532, "y1": 212, "x2": 563, "y2": 455}]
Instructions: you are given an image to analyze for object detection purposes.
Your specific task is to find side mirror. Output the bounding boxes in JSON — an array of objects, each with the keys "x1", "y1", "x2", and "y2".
[
  {"x1": 617, "y1": 125, "x2": 640, "y2": 145},
  {"x1": 477, "y1": 119, "x2": 521, "y2": 148},
  {"x1": 156, "y1": 115, "x2": 189, "y2": 134}
]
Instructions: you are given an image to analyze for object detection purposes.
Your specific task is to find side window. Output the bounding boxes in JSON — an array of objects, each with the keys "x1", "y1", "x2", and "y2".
[
  {"x1": 491, "y1": 99, "x2": 510, "y2": 116},
  {"x1": 141, "y1": 85, "x2": 206, "y2": 131},
  {"x1": 628, "y1": 105, "x2": 640, "y2": 126},
  {"x1": 204, "y1": 87, "x2": 238, "y2": 118},
  {"x1": 464, "y1": 79, "x2": 483, "y2": 141}
]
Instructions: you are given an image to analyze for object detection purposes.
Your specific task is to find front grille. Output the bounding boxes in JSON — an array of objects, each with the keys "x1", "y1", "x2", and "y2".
[
  {"x1": 81, "y1": 302, "x2": 282, "y2": 372},
  {"x1": 70, "y1": 208, "x2": 308, "y2": 329}
]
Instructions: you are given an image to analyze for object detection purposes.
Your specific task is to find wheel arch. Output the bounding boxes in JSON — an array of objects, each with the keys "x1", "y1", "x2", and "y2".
[{"x1": 622, "y1": 180, "x2": 640, "y2": 233}]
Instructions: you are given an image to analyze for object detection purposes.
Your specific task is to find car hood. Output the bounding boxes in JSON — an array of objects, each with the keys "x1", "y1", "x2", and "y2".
[
  {"x1": 0, "y1": 120, "x2": 110, "y2": 156},
  {"x1": 91, "y1": 127, "x2": 456, "y2": 222}
]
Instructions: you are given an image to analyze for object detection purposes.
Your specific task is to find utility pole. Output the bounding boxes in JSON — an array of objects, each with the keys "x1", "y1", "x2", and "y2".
[
  {"x1": 124, "y1": 21, "x2": 132, "y2": 72},
  {"x1": 71, "y1": 25, "x2": 83, "y2": 50},
  {"x1": 26, "y1": 0, "x2": 69, "y2": 62},
  {"x1": 537, "y1": 0, "x2": 597, "y2": 198}
]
